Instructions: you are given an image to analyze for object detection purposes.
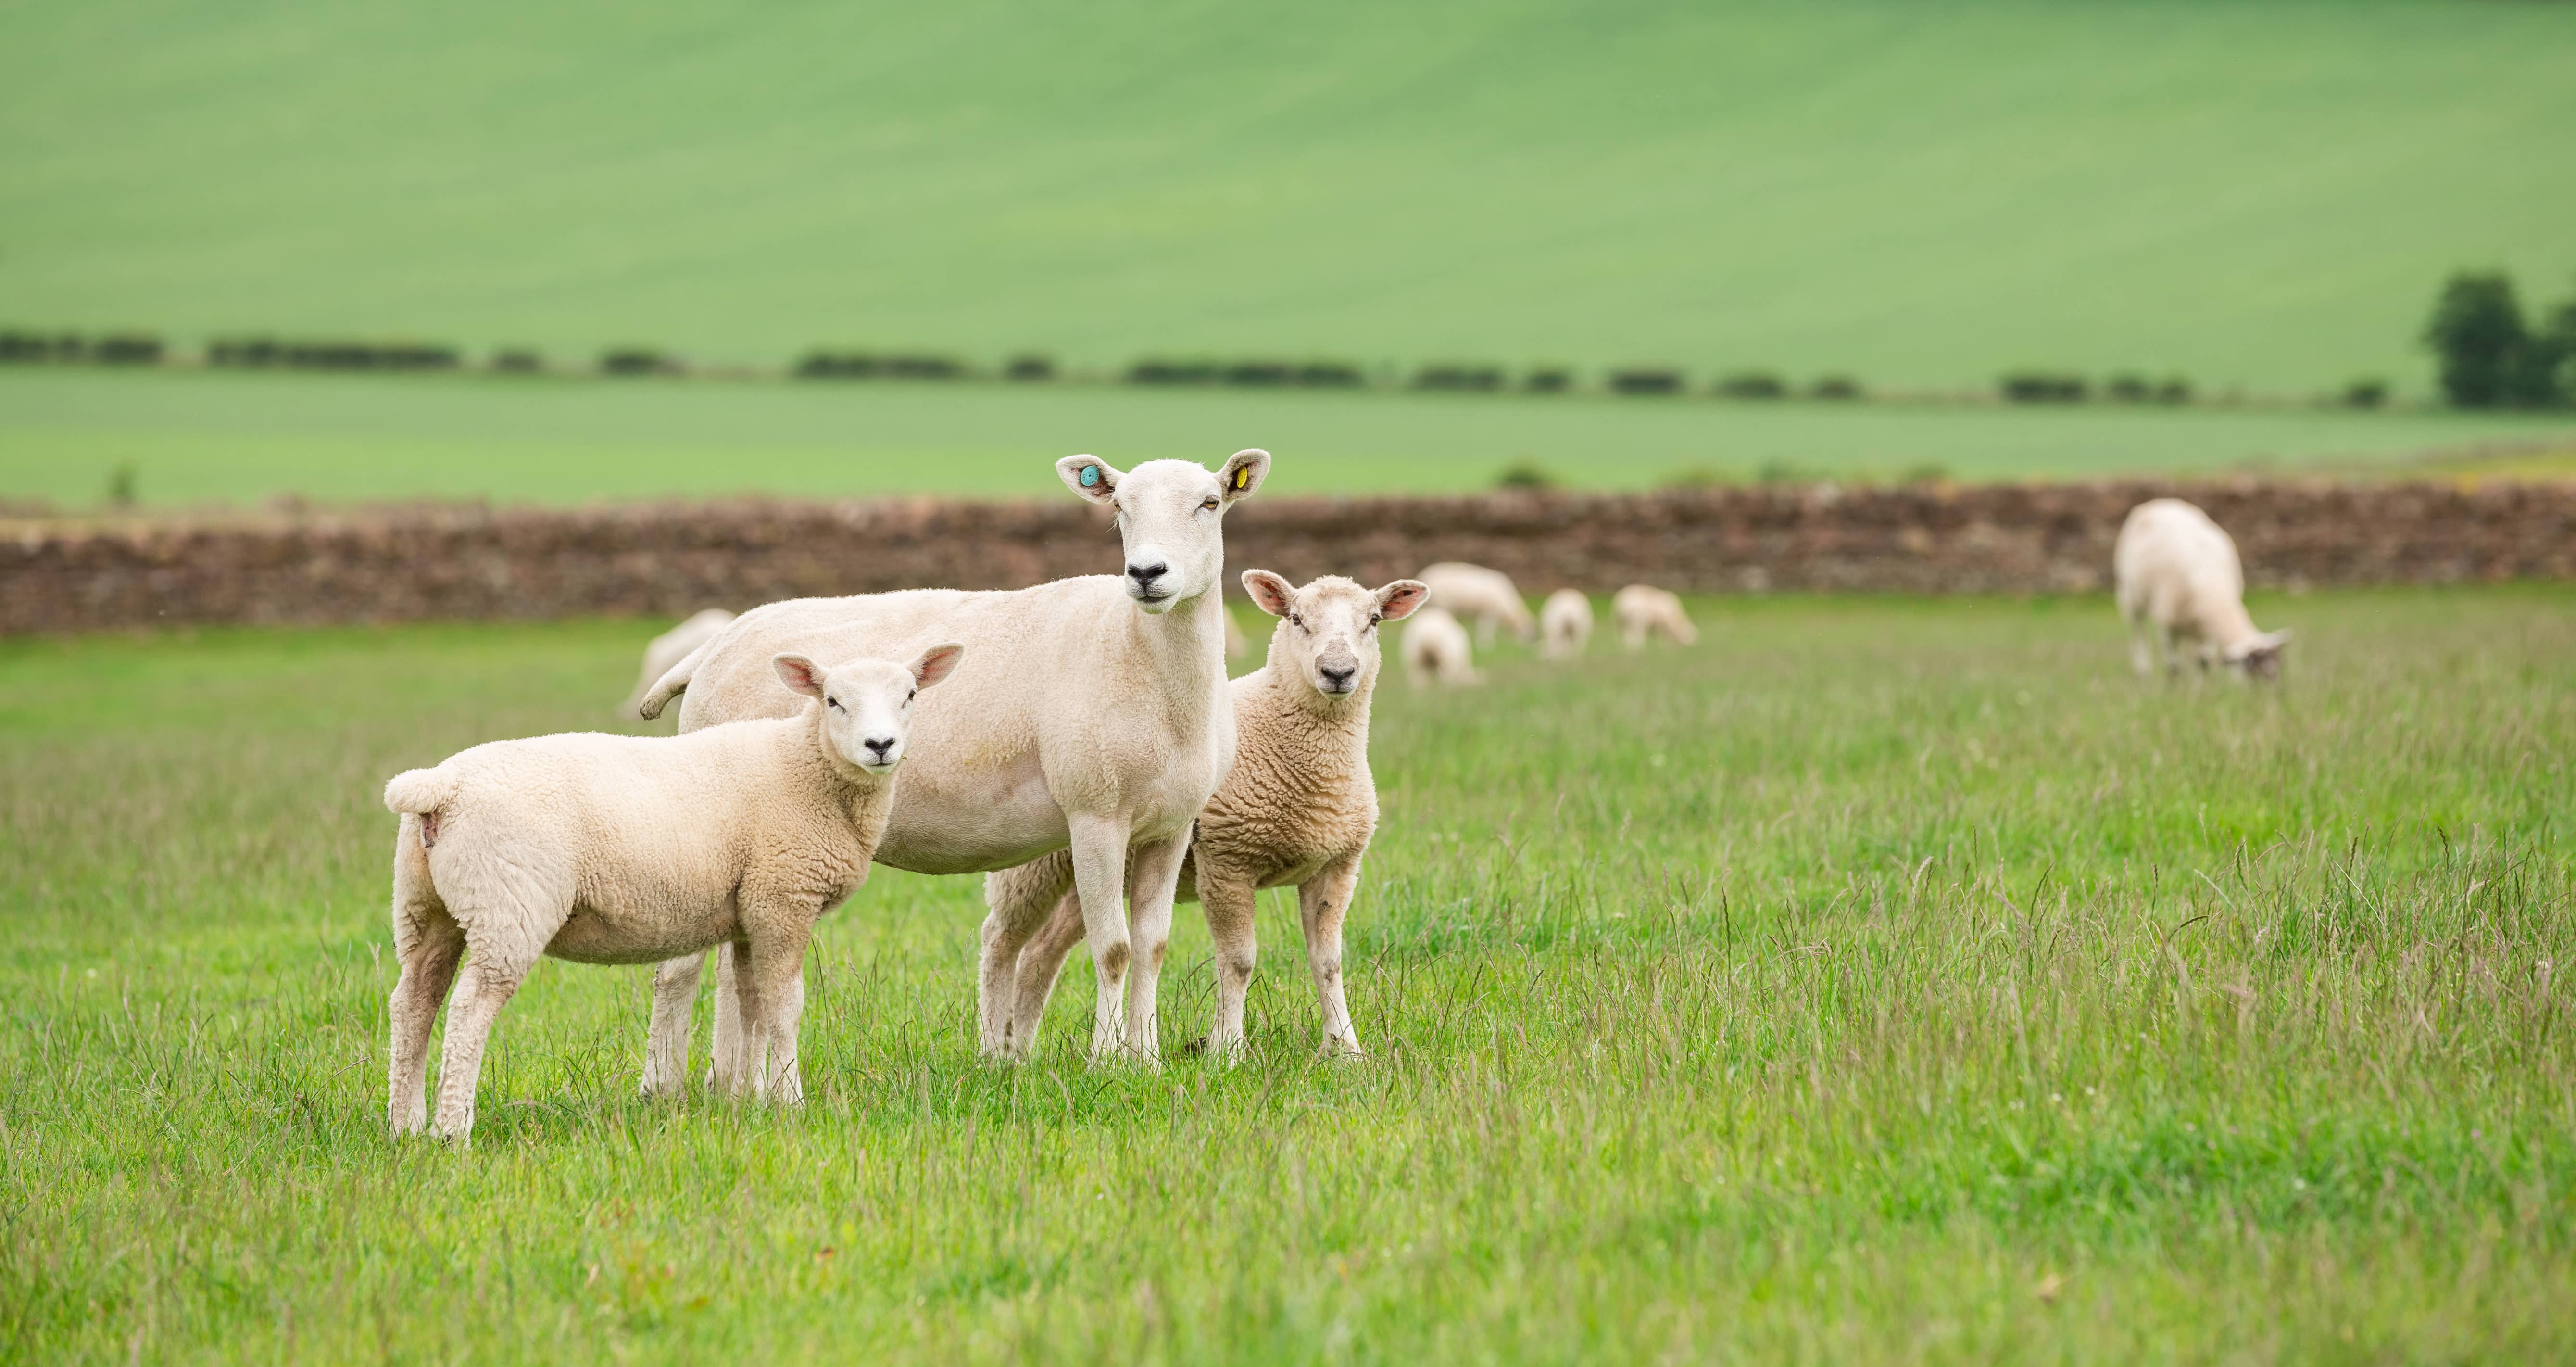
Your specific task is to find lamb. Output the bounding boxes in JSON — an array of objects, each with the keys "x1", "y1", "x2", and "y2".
[
  {"x1": 1417, "y1": 562, "x2": 1533, "y2": 646},
  {"x1": 634, "y1": 451, "x2": 1266, "y2": 1071},
  {"x1": 2114, "y1": 498, "x2": 2292, "y2": 680},
  {"x1": 622, "y1": 608, "x2": 735, "y2": 717},
  {"x1": 985, "y1": 571, "x2": 1428, "y2": 1060},
  {"x1": 1612, "y1": 585, "x2": 1698, "y2": 648},
  {"x1": 382, "y1": 643, "x2": 964, "y2": 1143},
  {"x1": 1538, "y1": 588, "x2": 1592, "y2": 659},
  {"x1": 1402, "y1": 606, "x2": 1480, "y2": 687}
]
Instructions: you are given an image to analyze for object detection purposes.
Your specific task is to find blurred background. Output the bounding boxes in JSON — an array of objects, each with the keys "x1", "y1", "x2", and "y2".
[{"x1": 4, "y1": 0, "x2": 2574, "y2": 509}]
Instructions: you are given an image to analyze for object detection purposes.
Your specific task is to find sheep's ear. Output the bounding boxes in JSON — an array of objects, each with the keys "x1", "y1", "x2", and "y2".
[
  {"x1": 2261, "y1": 629, "x2": 2294, "y2": 649},
  {"x1": 1375, "y1": 579, "x2": 1430, "y2": 622},
  {"x1": 773, "y1": 654, "x2": 828, "y2": 699},
  {"x1": 1057, "y1": 455, "x2": 1123, "y2": 506},
  {"x1": 1241, "y1": 569, "x2": 1295, "y2": 617},
  {"x1": 1218, "y1": 449, "x2": 1270, "y2": 504},
  {"x1": 910, "y1": 642, "x2": 967, "y2": 691}
]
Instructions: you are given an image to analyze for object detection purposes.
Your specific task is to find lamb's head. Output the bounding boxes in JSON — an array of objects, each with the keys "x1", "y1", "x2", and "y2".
[
  {"x1": 1058, "y1": 450, "x2": 1269, "y2": 613},
  {"x1": 773, "y1": 644, "x2": 966, "y2": 778},
  {"x1": 2223, "y1": 629, "x2": 2293, "y2": 683},
  {"x1": 1243, "y1": 570, "x2": 1429, "y2": 700}
]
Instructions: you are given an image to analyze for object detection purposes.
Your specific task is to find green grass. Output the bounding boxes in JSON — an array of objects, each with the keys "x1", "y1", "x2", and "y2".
[
  {"x1": 3, "y1": 589, "x2": 2572, "y2": 1361},
  {"x1": 5, "y1": 0, "x2": 2575, "y2": 395},
  {"x1": 8, "y1": 367, "x2": 2576, "y2": 509}
]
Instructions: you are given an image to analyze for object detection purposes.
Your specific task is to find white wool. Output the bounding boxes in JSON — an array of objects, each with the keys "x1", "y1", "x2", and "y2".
[
  {"x1": 1417, "y1": 562, "x2": 1533, "y2": 646},
  {"x1": 2113, "y1": 498, "x2": 2292, "y2": 680},
  {"x1": 1401, "y1": 607, "x2": 1480, "y2": 687},
  {"x1": 622, "y1": 608, "x2": 734, "y2": 718},
  {"x1": 1539, "y1": 589, "x2": 1593, "y2": 659},
  {"x1": 1612, "y1": 584, "x2": 1698, "y2": 648}
]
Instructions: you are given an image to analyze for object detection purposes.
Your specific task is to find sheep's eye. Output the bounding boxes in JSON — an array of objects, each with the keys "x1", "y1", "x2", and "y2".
[
  {"x1": 1201, "y1": 496, "x2": 1220, "y2": 511},
  {"x1": 1290, "y1": 613, "x2": 1304, "y2": 628},
  {"x1": 906, "y1": 689, "x2": 916, "y2": 702},
  {"x1": 1368, "y1": 613, "x2": 1381, "y2": 628},
  {"x1": 826, "y1": 697, "x2": 841, "y2": 710}
]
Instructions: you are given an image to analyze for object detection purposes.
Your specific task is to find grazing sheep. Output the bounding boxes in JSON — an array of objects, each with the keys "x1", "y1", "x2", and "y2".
[
  {"x1": 1418, "y1": 562, "x2": 1533, "y2": 646},
  {"x1": 1612, "y1": 585, "x2": 1698, "y2": 649},
  {"x1": 635, "y1": 451, "x2": 1267, "y2": 1071},
  {"x1": 622, "y1": 608, "x2": 734, "y2": 718},
  {"x1": 383, "y1": 644, "x2": 963, "y2": 1143},
  {"x1": 1539, "y1": 589, "x2": 1593, "y2": 659},
  {"x1": 1402, "y1": 606, "x2": 1480, "y2": 687},
  {"x1": 2114, "y1": 498, "x2": 2292, "y2": 680},
  {"x1": 987, "y1": 570, "x2": 1429, "y2": 1060}
]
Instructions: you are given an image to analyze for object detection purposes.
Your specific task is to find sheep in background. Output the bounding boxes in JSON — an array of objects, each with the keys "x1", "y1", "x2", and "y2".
[
  {"x1": 1613, "y1": 585, "x2": 1697, "y2": 648},
  {"x1": 383, "y1": 644, "x2": 963, "y2": 1143},
  {"x1": 2114, "y1": 498, "x2": 2292, "y2": 680},
  {"x1": 1417, "y1": 562, "x2": 1533, "y2": 646},
  {"x1": 1539, "y1": 589, "x2": 1592, "y2": 659},
  {"x1": 988, "y1": 570, "x2": 1430, "y2": 1060},
  {"x1": 623, "y1": 608, "x2": 735, "y2": 718},
  {"x1": 1403, "y1": 607, "x2": 1480, "y2": 687}
]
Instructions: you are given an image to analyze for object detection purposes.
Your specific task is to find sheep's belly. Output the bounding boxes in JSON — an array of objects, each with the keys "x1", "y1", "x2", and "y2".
[{"x1": 546, "y1": 901, "x2": 740, "y2": 966}]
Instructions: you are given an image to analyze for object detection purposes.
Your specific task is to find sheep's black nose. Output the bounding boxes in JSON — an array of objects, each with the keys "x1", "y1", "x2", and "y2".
[
  {"x1": 863, "y1": 736, "x2": 896, "y2": 758},
  {"x1": 1319, "y1": 663, "x2": 1357, "y2": 688},
  {"x1": 1127, "y1": 560, "x2": 1168, "y2": 585}
]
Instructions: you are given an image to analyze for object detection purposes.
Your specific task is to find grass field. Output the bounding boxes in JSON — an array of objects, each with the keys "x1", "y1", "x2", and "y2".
[
  {"x1": 9, "y1": 367, "x2": 2576, "y2": 509},
  {"x1": 5, "y1": 0, "x2": 2575, "y2": 395},
  {"x1": 3, "y1": 589, "x2": 2571, "y2": 1361}
]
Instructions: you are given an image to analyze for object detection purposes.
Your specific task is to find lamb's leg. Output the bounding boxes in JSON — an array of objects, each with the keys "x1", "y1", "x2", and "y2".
[
  {"x1": 2126, "y1": 616, "x2": 2154, "y2": 679},
  {"x1": 741, "y1": 927, "x2": 812, "y2": 1105},
  {"x1": 1120, "y1": 832, "x2": 1191, "y2": 1062},
  {"x1": 430, "y1": 942, "x2": 537, "y2": 1145},
  {"x1": 979, "y1": 857, "x2": 1072, "y2": 1059},
  {"x1": 1065, "y1": 813, "x2": 1136, "y2": 1064},
  {"x1": 1198, "y1": 870, "x2": 1259, "y2": 1061},
  {"x1": 386, "y1": 830, "x2": 463, "y2": 1137},
  {"x1": 641, "y1": 951, "x2": 704, "y2": 1097},
  {"x1": 706, "y1": 943, "x2": 751, "y2": 1095},
  {"x1": 1006, "y1": 889, "x2": 1088, "y2": 1059},
  {"x1": 1299, "y1": 853, "x2": 1367, "y2": 1056}
]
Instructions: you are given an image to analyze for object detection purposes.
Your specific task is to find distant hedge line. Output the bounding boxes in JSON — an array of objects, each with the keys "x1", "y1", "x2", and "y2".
[{"x1": 2424, "y1": 271, "x2": 2576, "y2": 410}]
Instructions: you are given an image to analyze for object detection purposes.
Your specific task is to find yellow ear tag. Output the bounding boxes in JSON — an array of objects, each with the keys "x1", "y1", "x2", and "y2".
[{"x1": 1231, "y1": 466, "x2": 1250, "y2": 492}]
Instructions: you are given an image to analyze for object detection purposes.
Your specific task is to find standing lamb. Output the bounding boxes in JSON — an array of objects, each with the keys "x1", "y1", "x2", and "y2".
[
  {"x1": 987, "y1": 570, "x2": 1429, "y2": 1060},
  {"x1": 635, "y1": 451, "x2": 1267, "y2": 1072},
  {"x1": 622, "y1": 608, "x2": 735, "y2": 718},
  {"x1": 1402, "y1": 606, "x2": 1480, "y2": 687},
  {"x1": 1417, "y1": 562, "x2": 1533, "y2": 646},
  {"x1": 2114, "y1": 498, "x2": 2292, "y2": 680},
  {"x1": 1613, "y1": 585, "x2": 1698, "y2": 648},
  {"x1": 1538, "y1": 589, "x2": 1593, "y2": 659},
  {"x1": 383, "y1": 644, "x2": 963, "y2": 1143}
]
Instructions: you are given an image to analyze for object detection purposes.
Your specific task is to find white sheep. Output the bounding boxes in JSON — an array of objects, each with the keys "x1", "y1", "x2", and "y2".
[
  {"x1": 1417, "y1": 561, "x2": 1533, "y2": 646},
  {"x1": 635, "y1": 451, "x2": 1267, "y2": 1071},
  {"x1": 987, "y1": 570, "x2": 1430, "y2": 1060},
  {"x1": 1612, "y1": 584, "x2": 1698, "y2": 649},
  {"x1": 1538, "y1": 588, "x2": 1592, "y2": 659},
  {"x1": 622, "y1": 608, "x2": 735, "y2": 717},
  {"x1": 382, "y1": 644, "x2": 963, "y2": 1143},
  {"x1": 1402, "y1": 606, "x2": 1480, "y2": 687},
  {"x1": 2114, "y1": 498, "x2": 2292, "y2": 680}
]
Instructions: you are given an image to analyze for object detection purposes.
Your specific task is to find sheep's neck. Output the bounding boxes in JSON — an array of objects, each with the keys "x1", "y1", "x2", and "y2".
[
  {"x1": 2200, "y1": 596, "x2": 2264, "y2": 652},
  {"x1": 1127, "y1": 587, "x2": 1229, "y2": 683}
]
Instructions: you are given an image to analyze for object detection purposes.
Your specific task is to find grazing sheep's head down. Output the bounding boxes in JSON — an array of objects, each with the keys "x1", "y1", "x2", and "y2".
[
  {"x1": 1242, "y1": 570, "x2": 1429, "y2": 699},
  {"x1": 2224, "y1": 629, "x2": 2293, "y2": 682},
  {"x1": 1058, "y1": 450, "x2": 1269, "y2": 614},
  {"x1": 772, "y1": 644, "x2": 966, "y2": 777}
]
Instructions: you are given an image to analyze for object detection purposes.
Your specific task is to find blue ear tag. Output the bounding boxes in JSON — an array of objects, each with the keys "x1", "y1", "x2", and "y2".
[{"x1": 1080, "y1": 465, "x2": 1100, "y2": 488}]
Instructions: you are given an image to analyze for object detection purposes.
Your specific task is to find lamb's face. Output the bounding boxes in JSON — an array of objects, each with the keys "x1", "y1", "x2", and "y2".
[
  {"x1": 1243, "y1": 570, "x2": 1429, "y2": 699},
  {"x1": 773, "y1": 645, "x2": 968, "y2": 778},
  {"x1": 1059, "y1": 451, "x2": 1269, "y2": 613},
  {"x1": 2224, "y1": 630, "x2": 2292, "y2": 683}
]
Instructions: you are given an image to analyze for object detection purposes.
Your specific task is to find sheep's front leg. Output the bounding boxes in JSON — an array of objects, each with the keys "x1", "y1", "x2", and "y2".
[
  {"x1": 741, "y1": 925, "x2": 813, "y2": 1105},
  {"x1": 1005, "y1": 889, "x2": 1088, "y2": 1061},
  {"x1": 386, "y1": 884, "x2": 464, "y2": 1136},
  {"x1": 641, "y1": 951, "x2": 704, "y2": 1097},
  {"x1": 1065, "y1": 813, "x2": 1136, "y2": 1064},
  {"x1": 1198, "y1": 869, "x2": 1260, "y2": 1062},
  {"x1": 705, "y1": 943, "x2": 754, "y2": 1095},
  {"x1": 1120, "y1": 832, "x2": 1192, "y2": 1063},
  {"x1": 1299, "y1": 853, "x2": 1368, "y2": 1056}
]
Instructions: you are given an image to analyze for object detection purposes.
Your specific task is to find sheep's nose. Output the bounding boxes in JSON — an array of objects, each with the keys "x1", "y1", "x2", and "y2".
[
  {"x1": 1126, "y1": 559, "x2": 1168, "y2": 587},
  {"x1": 1319, "y1": 663, "x2": 1357, "y2": 690},
  {"x1": 862, "y1": 736, "x2": 897, "y2": 759}
]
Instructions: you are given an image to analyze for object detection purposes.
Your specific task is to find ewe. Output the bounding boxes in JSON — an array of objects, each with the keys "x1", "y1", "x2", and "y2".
[
  {"x1": 622, "y1": 608, "x2": 734, "y2": 717},
  {"x1": 1539, "y1": 588, "x2": 1593, "y2": 659},
  {"x1": 637, "y1": 451, "x2": 1267, "y2": 1070},
  {"x1": 2114, "y1": 498, "x2": 2292, "y2": 680},
  {"x1": 1418, "y1": 562, "x2": 1533, "y2": 646},
  {"x1": 1613, "y1": 585, "x2": 1698, "y2": 648},
  {"x1": 987, "y1": 570, "x2": 1430, "y2": 1060},
  {"x1": 383, "y1": 645, "x2": 962, "y2": 1143},
  {"x1": 1402, "y1": 607, "x2": 1480, "y2": 687}
]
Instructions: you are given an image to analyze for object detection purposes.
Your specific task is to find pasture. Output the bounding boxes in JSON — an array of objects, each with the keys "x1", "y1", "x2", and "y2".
[
  {"x1": 3, "y1": 587, "x2": 2570, "y2": 1362},
  {"x1": 6, "y1": 0, "x2": 2576, "y2": 394},
  {"x1": 7, "y1": 368, "x2": 2576, "y2": 509}
]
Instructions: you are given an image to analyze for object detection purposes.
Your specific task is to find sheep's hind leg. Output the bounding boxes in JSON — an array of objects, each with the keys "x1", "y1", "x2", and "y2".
[
  {"x1": 979, "y1": 856, "x2": 1072, "y2": 1059},
  {"x1": 1005, "y1": 889, "x2": 1087, "y2": 1061},
  {"x1": 709, "y1": 941, "x2": 760, "y2": 1098},
  {"x1": 386, "y1": 824, "x2": 464, "y2": 1137},
  {"x1": 430, "y1": 939, "x2": 540, "y2": 1145},
  {"x1": 1299, "y1": 853, "x2": 1368, "y2": 1057},
  {"x1": 641, "y1": 951, "x2": 705, "y2": 1097},
  {"x1": 1065, "y1": 814, "x2": 1137, "y2": 1065}
]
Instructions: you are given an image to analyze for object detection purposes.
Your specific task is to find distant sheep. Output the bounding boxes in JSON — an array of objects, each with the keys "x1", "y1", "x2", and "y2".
[
  {"x1": 623, "y1": 608, "x2": 735, "y2": 718},
  {"x1": 2114, "y1": 498, "x2": 2291, "y2": 680},
  {"x1": 382, "y1": 644, "x2": 962, "y2": 1143},
  {"x1": 1418, "y1": 562, "x2": 1533, "y2": 646},
  {"x1": 1539, "y1": 589, "x2": 1592, "y2": 659},
  {"x1": 1613, "y1": 585, "x2": 1697, "y2": 648},
  {"x1": 1402, "y1": 607, "x2": 1480, "y2": 687}
]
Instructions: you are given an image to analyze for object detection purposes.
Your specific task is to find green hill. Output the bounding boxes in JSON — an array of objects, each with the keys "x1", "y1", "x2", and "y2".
[{"x1": 5, "y1": 0, "x2": 2573, "y2": 396}]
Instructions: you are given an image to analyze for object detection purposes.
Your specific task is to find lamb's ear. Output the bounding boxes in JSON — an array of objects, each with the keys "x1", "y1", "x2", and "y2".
[
  {"x1": 1375, "y1": 579, "x2": 1430, "y2": 622},
  {"x1": 1218, "y1": 449, "x2": 1270, "y2": 504},
  {"x1": 910, "y1": 642, "x2": 967, "y2": 691},
  {"x1": 2262, "y1": 629, "x2": 2294, "y2": 649},
  {"x1": 773, "y1": 653, "x2": 828, "y2": 699},
  {"x1": 1241, "y1": 569, "x2": 1295, "y2": 617},
  {"x1": 1056, "y1": 455, "x2": 1123, "y2": 506}
]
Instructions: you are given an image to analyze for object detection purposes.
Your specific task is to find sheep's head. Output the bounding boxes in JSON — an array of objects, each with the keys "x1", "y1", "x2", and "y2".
[
  {"x1": 2223, "y1": 629, "x2": 2293, "y2": 683},
  {"x1": 1244, "y1": 570, "x2": 1428, "y2": 701},
  {"x1": 773, "y1": 644, "x2": 966, "y2": 778},
  {"x1": 1059, "y1": 450, "x2": 1269, "y2": 613}
]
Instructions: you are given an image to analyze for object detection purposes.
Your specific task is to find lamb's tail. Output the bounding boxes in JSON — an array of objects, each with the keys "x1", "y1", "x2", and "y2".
[
  {"x1": 634, "y1": 642, "x2": 708, "y2": 721},
  {"x1": 383, "y1": 766, "x2": 459, "y2": 817}
]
